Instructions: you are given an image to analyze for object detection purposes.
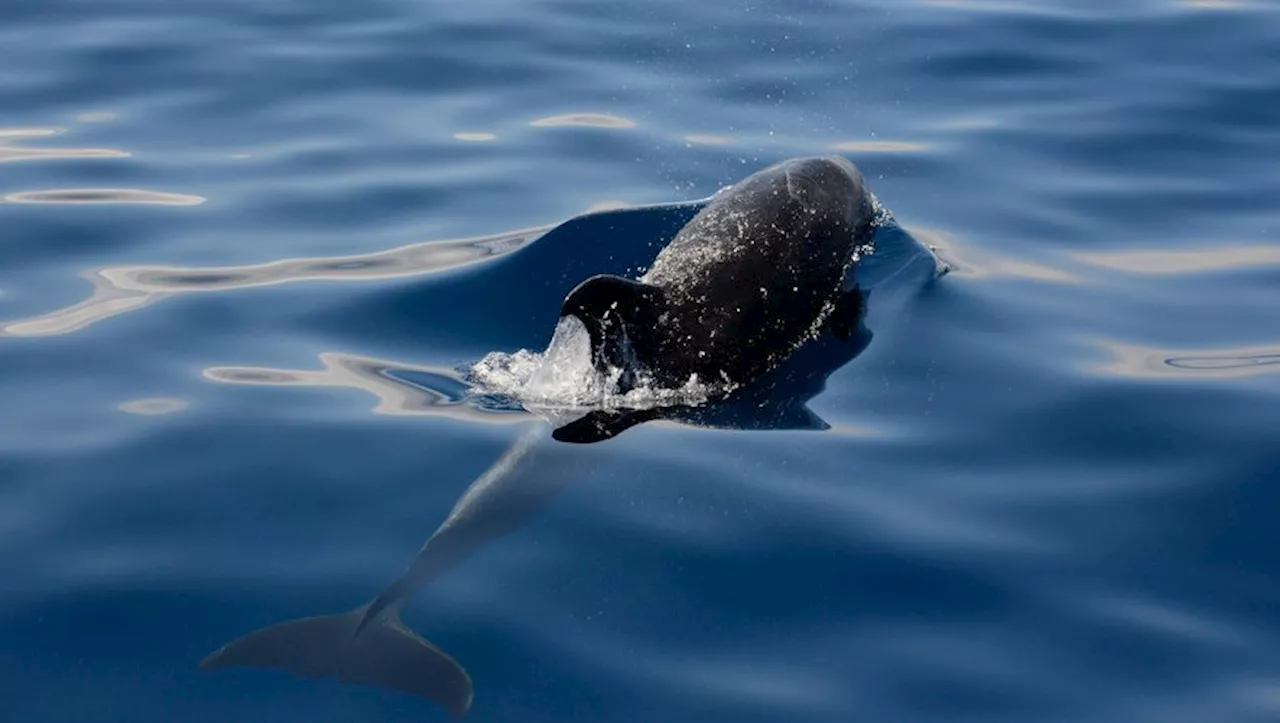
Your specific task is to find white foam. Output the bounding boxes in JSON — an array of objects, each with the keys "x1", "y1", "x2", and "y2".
[{"x1": 467, "y1": 316, "x2": 722, "y2": 420}]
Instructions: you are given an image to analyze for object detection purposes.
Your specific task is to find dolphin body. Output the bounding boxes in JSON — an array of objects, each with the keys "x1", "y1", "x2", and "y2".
[{"x1": 199, "y1": 157, "x2": 941, "y2": 717}]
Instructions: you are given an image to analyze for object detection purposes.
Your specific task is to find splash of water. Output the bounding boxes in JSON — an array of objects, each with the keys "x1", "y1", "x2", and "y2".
[
  {"x1": 470, "y1": 316, "x2": 621, "y2": 405},
  {"x1": 467, "y1": 316, "x2": 722, "y2": 421}
]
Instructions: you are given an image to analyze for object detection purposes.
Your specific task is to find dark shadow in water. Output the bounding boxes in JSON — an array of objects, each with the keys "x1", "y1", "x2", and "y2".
[{"x1": 199, "y1": 202, "x2": 942, "y2": 717}]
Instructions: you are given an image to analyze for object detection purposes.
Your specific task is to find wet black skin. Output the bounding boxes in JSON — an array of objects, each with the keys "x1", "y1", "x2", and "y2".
[{"x1": 560, "y1": 155, "x2": 877, "y2": 393}]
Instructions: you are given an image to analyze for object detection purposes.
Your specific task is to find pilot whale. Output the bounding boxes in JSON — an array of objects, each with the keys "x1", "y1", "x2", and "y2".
[
  {"x1": 199, "y1": 156, "x2": 932, "y2": 717},
  {"x1": 561, "y1": 155, "x2": 877, "y2": 393}
]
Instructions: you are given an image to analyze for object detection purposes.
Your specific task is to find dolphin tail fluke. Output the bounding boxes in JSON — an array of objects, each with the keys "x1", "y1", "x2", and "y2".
[{"x1": 199, "y1": 605, "x2": 473, "y2": 718}]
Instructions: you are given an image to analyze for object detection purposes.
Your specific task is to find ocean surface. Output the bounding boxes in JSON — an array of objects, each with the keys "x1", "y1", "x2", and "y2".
[{"x1": 3, "y1": 1, "x2": 1280, "y2": 721}]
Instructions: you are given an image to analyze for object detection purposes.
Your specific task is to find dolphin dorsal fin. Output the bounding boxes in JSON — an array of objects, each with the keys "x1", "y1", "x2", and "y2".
[
  {"x1": 560, "y1": 275, "x2": 662, "y2": 323},
  {"x1": 559, "y1": 274, "x2": 665, "y2": 376}
]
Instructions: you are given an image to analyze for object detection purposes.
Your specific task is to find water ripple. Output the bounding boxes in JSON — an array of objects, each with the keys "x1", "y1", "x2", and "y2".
[
  {"x1": 1073, "y1": 245, "x2": 1280, "y2": 274},
  {"x1": 0, "y1": 224, "x2": 550, "y2": 337},
  {"x1": 117, "y1": 398, "x2": 189, "y2": 416},
  {"x1": 911, "y1": 227, "x2": 1079, "y2": 283},
  {"x1": 530, "y1": 113, "x2": 638, "y2": 128},
  {"x1": 0, "y1": 127, "x2": 130, "y2": 163},
  {"x1": 74, "y1": 111, "x2": 117, "y2": 124},
  {"x1": 682, "y1": 133, "x2": 733, "y2": 145},
  {"x1": 4, "y1": 189, "x2": 205, "y2": 205},
  {"x1": 1093, "y1": 341, "x2": 1280, "y2": 379},
  {"x1": 203, "y1": 352, "x2": 525, "y2": 424},
  {"x1": 831, "y1": 139, "x2": 932, "y2": 153}
]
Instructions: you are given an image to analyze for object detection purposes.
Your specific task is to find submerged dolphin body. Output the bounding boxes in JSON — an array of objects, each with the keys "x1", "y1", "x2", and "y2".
[
  {"x1": 199, "y1": 157, "x2": 943, "y2": 716},
  {"x1": 199, "y1": 425, "x2": 586, "y2": 717}
]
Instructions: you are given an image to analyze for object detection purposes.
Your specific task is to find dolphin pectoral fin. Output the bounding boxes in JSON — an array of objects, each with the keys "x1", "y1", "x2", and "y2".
[
  {"x1": 826, "y1": 286, "x2": 865, "y2": 341},
  {"x1": 552, "y1": 407, "x2": 665, "y2": 443},
  {"x1": 200, "y1": 605, "x2": 473, "y2": 718}
]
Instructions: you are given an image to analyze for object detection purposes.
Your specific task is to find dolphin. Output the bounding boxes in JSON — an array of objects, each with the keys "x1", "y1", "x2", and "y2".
[{"x1": 198, "y1": 156, "x2": 941, "y2": 717}]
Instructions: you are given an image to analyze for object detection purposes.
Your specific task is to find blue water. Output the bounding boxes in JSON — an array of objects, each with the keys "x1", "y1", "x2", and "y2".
[{"x1": 4, "y1": 0, "x2": 1280, "y2": 720}]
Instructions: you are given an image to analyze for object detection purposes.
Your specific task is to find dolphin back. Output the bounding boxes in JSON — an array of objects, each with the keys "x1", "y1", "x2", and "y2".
[{"x1": 199, "y1": 605, "x2": 473, "y2": 718}]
